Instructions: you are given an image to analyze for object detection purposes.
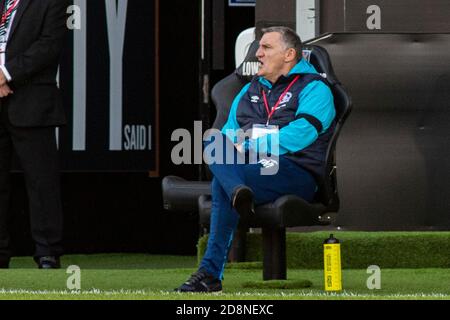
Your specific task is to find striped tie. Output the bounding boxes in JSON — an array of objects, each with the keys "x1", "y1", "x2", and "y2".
[{"x1": 0, "y1": 0, "x2": 4, "y2": 65}]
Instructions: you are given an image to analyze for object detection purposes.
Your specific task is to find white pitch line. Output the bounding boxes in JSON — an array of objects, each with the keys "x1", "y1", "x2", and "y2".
[{"x1": 0, "y1": 289, "x2": 449, "y2": 299}]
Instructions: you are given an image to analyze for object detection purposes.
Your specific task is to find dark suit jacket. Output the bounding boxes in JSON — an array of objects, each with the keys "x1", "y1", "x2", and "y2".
[{"x1": 2, "y1": 0, "x2": 69, "y2": 127}]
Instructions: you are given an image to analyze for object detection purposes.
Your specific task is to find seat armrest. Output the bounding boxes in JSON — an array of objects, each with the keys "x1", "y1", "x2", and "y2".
[{"x1": 162, "y1": 176, "x2": 211, "y2": 212}]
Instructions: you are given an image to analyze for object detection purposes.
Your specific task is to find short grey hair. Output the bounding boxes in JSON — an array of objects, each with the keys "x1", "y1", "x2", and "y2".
[{"x1": 261, "y1": 26, "x2": 303, "y2": 61}]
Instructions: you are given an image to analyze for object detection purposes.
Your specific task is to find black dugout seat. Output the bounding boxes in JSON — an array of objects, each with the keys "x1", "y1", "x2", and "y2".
[{"x1": 162, "y1": 41, "x2": 352, "y2": 280}]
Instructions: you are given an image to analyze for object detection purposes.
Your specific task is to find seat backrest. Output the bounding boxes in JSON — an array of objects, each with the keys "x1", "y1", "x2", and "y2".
[
  {"x1": 211, "y1": 43, "x2": 352, "y2": 211},
  {"x1": 212, "y1": 40, "x2": 260, "y2": 129},
  {"x1": 303, "y1": 45, "x2": 352, "y2": 211}
]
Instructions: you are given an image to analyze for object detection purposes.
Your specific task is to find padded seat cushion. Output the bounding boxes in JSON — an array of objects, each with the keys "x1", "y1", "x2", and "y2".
[{"x1": 198, "y1": 194, "x2": 327, "y2": 228}]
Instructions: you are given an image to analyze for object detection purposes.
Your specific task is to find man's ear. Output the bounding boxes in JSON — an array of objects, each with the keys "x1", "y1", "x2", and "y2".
[{"x1": 284, "y1": 48, "x2": 297, "y2": 63}]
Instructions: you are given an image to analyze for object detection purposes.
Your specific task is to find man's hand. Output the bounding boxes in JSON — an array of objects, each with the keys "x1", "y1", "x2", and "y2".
[
  {"x1": 234, "y1": 143, "x2": 244, "y2": 153},
  {"x1": 0, "y1": 84, "x2": 13, "y2": 98},
  {"x1": 0, "y1": 70, "x2": 7, "y2": 87}
]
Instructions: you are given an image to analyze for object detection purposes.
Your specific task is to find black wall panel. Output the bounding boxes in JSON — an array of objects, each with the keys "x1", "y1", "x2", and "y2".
[{"x1": 308, "y1": 33, "x2": 450, "y2": 229}]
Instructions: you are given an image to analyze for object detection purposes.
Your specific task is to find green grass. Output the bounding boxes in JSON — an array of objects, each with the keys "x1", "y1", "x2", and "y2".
[
  {"x1": 8, "y1": 253, "x2": 197, "y2": 270},
  {"x1": 199, "y1": 231, "x2": 450, "y2": 268},
  {"x1": 0, "y1": 254, "x2": 449, "y2": 300}
]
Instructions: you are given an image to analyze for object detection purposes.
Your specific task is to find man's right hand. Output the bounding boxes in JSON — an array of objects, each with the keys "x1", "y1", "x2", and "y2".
[{"x1": 0, "y1": 84, "x2": 13, "y2": 98}]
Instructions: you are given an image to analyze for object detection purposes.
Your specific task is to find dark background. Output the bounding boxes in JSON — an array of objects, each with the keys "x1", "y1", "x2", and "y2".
[
  {"x1": 310, "y1": 33, "x2": 450, "y2": 229},
  {"x1": 58, "y1": 0, "x2": 157, "y2": 171},
  {"x1": 8, "y1": 0, "x2": 254, "y2": 256}
]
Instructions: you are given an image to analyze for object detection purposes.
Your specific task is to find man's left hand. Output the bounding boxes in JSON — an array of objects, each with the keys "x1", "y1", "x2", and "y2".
[
  {"x1": 0, "y1": 70, "x2": 7, "y2": 87},
  {"x1": 0, "y1": 84, "x2": 13, "y2": 98},
  {"x1": 234, "y1": 143, "x2": 244, "y2": 153}
]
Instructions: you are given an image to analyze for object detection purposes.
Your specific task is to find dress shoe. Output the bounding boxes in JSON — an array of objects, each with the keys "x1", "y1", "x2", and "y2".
[
  {"x1": 231, "y1": 185, "x2": 255, "y2": 217},
  {"x1": 175, "y1": 269, "x2": 222, "y2": 293},
  {"x1": 35, "y1": 256, "x2": 61, "y2": 269}
]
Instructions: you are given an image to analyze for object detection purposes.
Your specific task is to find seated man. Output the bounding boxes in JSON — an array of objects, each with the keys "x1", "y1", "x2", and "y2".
[{"x1": 176, "y1": 26, "x2": 336, "y2": 292}]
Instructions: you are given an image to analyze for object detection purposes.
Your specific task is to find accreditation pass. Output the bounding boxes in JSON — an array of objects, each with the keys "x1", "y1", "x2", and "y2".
[{"x1": 251, "y1": 124, "x2": 279, "y2": 139}]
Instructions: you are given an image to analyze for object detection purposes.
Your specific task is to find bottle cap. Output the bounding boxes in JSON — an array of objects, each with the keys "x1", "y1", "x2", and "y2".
[{"x1": 324, "y1": 233, "x2": 340, "y2": 244}]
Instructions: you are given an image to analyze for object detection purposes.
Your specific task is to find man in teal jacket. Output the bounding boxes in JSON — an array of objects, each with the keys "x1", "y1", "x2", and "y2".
[{"x1": 176, "y1": 26, "x2": 335, "y2": 292}]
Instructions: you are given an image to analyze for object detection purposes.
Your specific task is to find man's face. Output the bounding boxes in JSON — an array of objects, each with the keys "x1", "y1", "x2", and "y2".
[{"x1": 255, "y1": 32, "x2": 289, "y2": 81}]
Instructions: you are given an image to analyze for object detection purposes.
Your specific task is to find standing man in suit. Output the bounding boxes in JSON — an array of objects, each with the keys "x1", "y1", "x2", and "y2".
[{"x1": 0, "y1": 0, "x2": 70, "y2": 269}]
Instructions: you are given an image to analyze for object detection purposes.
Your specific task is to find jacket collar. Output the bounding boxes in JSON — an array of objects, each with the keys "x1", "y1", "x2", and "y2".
[{"x1": 8, "y1": 0, "x2": 31, "y2": 43}]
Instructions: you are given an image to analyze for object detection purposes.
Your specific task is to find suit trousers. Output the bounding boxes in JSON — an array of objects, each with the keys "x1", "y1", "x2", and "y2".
[{"x1": 0, "y1": 102, "x2": 63, "y2": 260}]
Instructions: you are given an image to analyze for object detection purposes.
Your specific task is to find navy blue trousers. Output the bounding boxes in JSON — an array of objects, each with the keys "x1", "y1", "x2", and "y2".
[{"x1": 200, "y1": 135, "x2": 316, "y2": 279}]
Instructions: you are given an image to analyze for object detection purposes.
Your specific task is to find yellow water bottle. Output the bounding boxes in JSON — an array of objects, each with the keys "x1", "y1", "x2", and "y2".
[{"x1": 323, "y1": 234, "x2": 342, "y2": 291}]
